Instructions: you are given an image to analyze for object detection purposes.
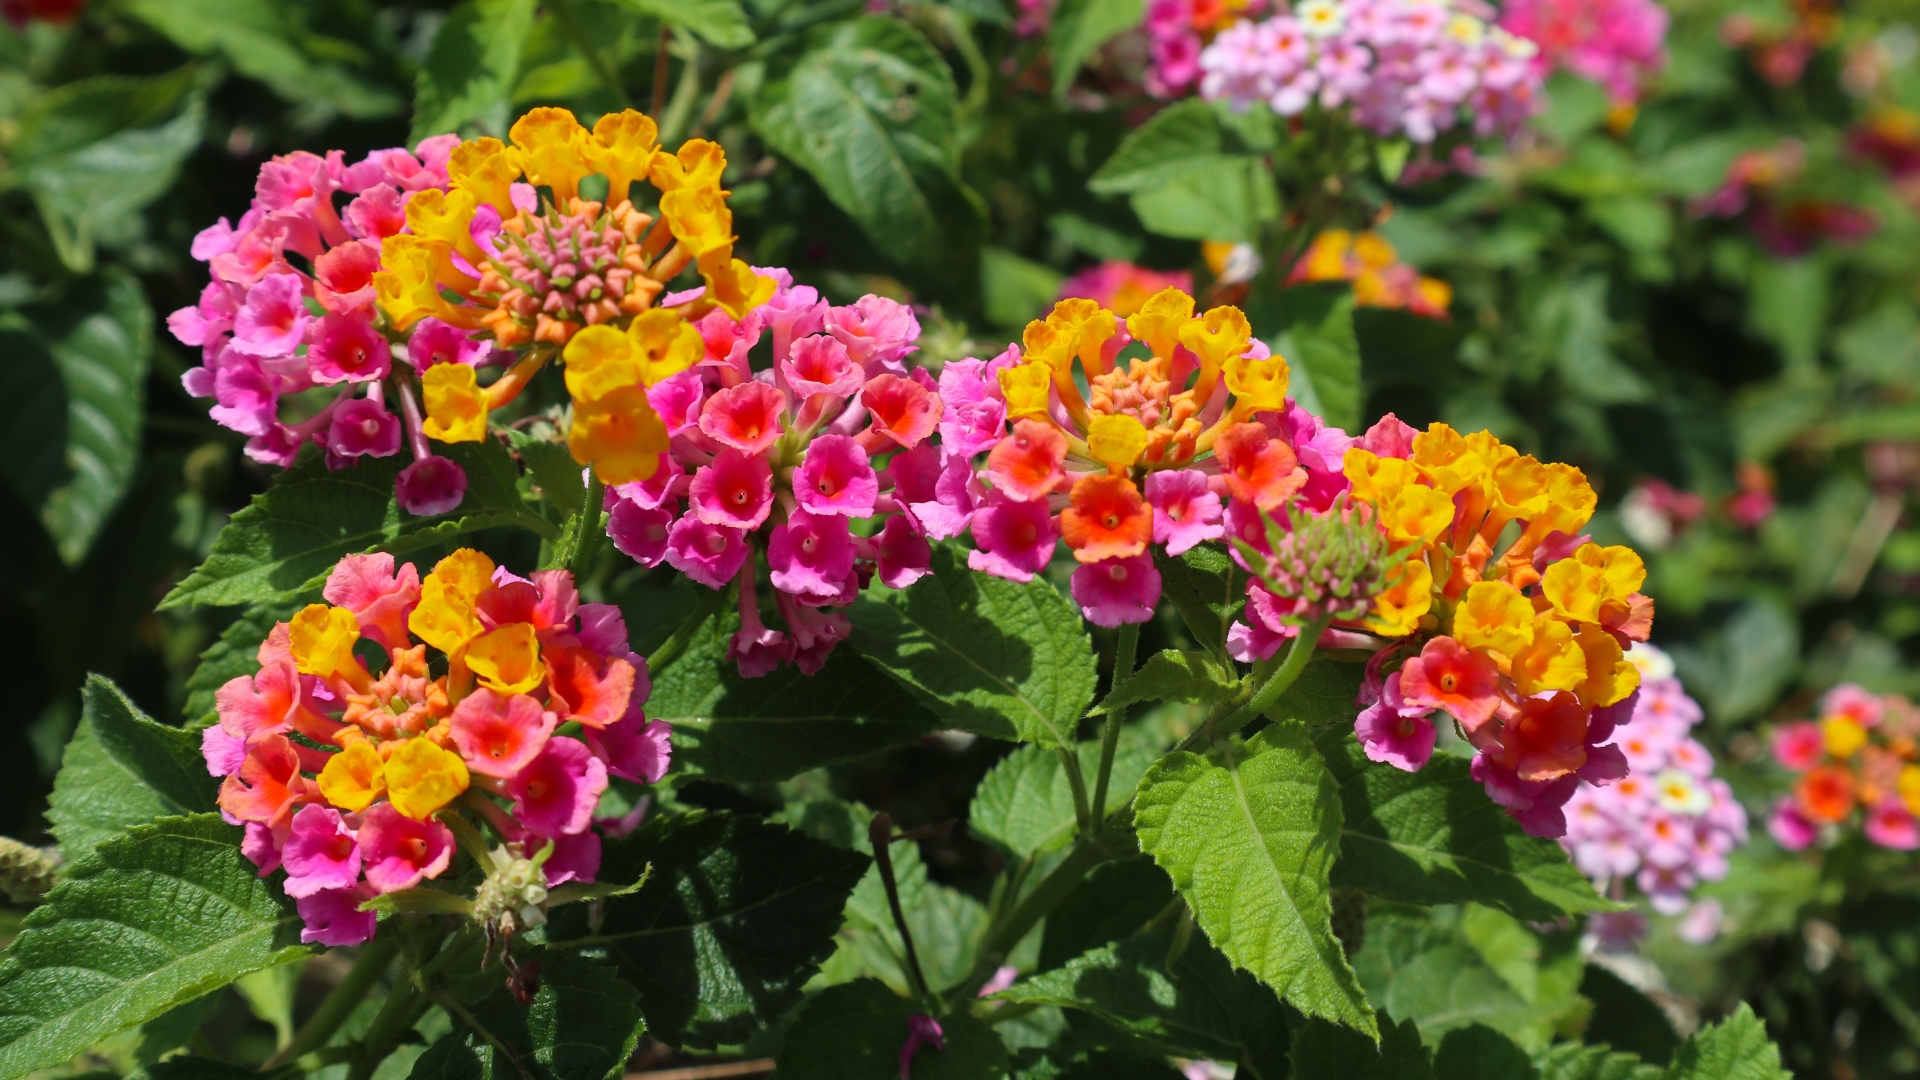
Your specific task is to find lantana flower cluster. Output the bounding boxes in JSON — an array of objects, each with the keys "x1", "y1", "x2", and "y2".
[
  {"x1": 599, "y1": 276, "x2": 944, "y2": 676},
  {"x1": 937, "y1": 289, "x2": 1354, "y2": 628},
  {"x1": 203, "y1": 549, "x2": 669, "y2": 946},
  {"x1": 1193, "y1": 0, "x2": 1547, "y2": 143},
  {"x1": 1495, "y1": 0, "x2": 1668, "y2": 105},
  {"x1": 1058, "y1": 261, "x2": 1196, "y2": 318},
  {"x1": 1289, "y1": 229, "x2": 1453, "y2": 319},
  {"x1": 1561, "y1": 644, "x2": 1747, "y2": 941},
  {"x1": 1768, "y1": 684, "x2": 1920, "y2": 851},
  {"x1": 1313, "y1": 419, "x2": 1652, "y2": 837},
  {"x1": 1139, "y1": 0, "x2": 1269, "y2": 98},
  {"x1": 169, "y1": 104, "x2": 776, "y2": 516}
]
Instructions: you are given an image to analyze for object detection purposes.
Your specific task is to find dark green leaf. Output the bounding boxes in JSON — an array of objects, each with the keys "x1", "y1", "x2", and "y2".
[
  {"x1": 1265, "y1": 656, "x2": 1365, "y2": 727},
  {"x1": 1258, "y1": 284, "x2": 1361, "y2": 433},
  {"x1": 411, "y1": 951, "x2": 644, "y2": 1080},
  {"x1": 752, "y1": 18, "x2": 978, "y2": 271},
  {"x1": 508, "y1": 431, "x2": 587, "y2": 521},
  {"x1": 971, "y1": 742, "x2": 1155, "y2": 856},
  {"x1": 1287, "y1": 1014, "x2": 1432, "y2": 1079},
  {"x1": 617, "y1": 0, "x2": 756, "y2": 47},
  {"x1": 1662, "y1": 1004, "x2": 1788, "y2": 1080},
  {"x1": 1154, "y1": 545, "x2": 1239, "y2": 656},
  {"x1": 555, "y1": 811, "x2": 868, "y2": 1048},
  {"x1": 0, "y1": 815, "x2": 312, "y2": 1078},
  {"x1": 1434, "y1": 1024, "x2": 1537, "y2": 1080},
  {"x1": 1038, "y1": 856, "x2": 1173, "y2": 972},
  {"x1": 851, "y1": 543, "x2": 1098, "y2": 747},
  {"x1": 999, "y1": 929, "x2": 1289, "y2": 1077},
  {"x1": 48, "y1": 676, "x2": 220, "y2": 864},
  {"x1": 1534, "y1": 1043, "x2": 1662, "y2": 1080},
  {"x1": 1312, "y1": 729, "x2": 1613, "y2": 921},
  {"x1": 835, "y1": 831, "x2": 988, "y2": 995},
  {"x1": 650, "y1": 610, "x2": 939, "y2": 784},
  {"x1": 123, "y1": 0, "x2": 401, "y2": 118},
  {"x1": 1133, "y1": 723, "x2": 1374, "y2": 1035},
  {"x1": 411, "y1": 0, "x2": 538, "y2": 142},
  {"x1": 1009, "y1": 1046, "x2": 1184, "y2": 1079},
  {"x1": 1580, "y1": 966, "x2": 1678, "y2": 1066},
  {"x1": 1093, "y1": 650, "x2": 1239, "y2": 715},
  {"x1": 1350, "y1": 911, "x2": 1549, "y2": 1049},
  {"x1": 771, "y1": 978, "x2": 1009, "y2": 1079},
  {"x1": 1048, "y1": 0, "x2": 1146, "y2": 98}
]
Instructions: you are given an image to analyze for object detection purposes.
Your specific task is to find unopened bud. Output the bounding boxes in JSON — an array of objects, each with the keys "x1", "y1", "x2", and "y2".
[{"x1": 1241, "y1": 497, "x2": 1402, "y2": 625}]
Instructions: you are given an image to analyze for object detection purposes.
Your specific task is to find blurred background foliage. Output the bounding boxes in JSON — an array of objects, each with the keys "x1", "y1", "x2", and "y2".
[{"x1": 6, "y1": 0, "x2": 1920, "y2": 1073}]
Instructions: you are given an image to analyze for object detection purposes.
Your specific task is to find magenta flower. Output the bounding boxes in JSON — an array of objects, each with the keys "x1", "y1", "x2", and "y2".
[
  {"x1": 281, "y1": 804, "x2": 361, "y2": 898},
  {"x1": 358, "y1": 803, "x2": 454, "y2": 893},
  {"x1": 936, "y1": 353, "x2": 1013, "y2": 459},
  {"x1": 1145, "y1": 469, "x2": 1225, "y2": 556},
  {"x1": 295, "y1": 886, "x2": 377, "y2": 946},
  {"x1": 1070, "y1": 555, "x2": 1162, "y2": 628},
  {"x1": 583, "y1": 714, "x2": 672, "y2": 784},
  {"x1": 827, "y1": 295, "x2": 920, "y2": 371},
  {"x1": 242, "y1": 821, "x2": 283, "y2": 875},
  {"x1": 201, "y1": 724, "x2": 247, "y2": 778},
  {"x1": 873, "y1": 515, "x2": 934, "y2": 589},
  {"x1": 699, "y1": 382, "x2": 786, "y2": 454},
  {"x1": 1768, "y1": 799, "x2": 1819, "y2": 850},
  {"x1": 769, "y1": 511, "x2": 858, "y2": 603},
  {"x1": 783, "y1": 334, "x2": 864, "y2": 397},
  {"x1": 229, "y1": 273, "x2": 310, "y2": 358},
  {"x1": 508, "y1": 737, "x2": 609, "y2": 838},
  {"x1": 407, "y1": 317, "x2": 490, "y2": 369},
  {"x1": 648, "y1": 371, "x2": 706, "y2": 435},
  {"x1": 450, "y1": 689, "x2": 557, "y2": 778},
  {"x1": 664, "y1": 517, "x2": 750, "y2": 589},
  {"x1": 540, "y1": 831, "x2": 602, "y2": 886},
  {"x1": 1353, "y1": 671, "x2": 1437, "y2": 771},
  {"x1": 691, "y1": 449, "x2": 776, "y2": 530},
  {"x1": 1866, "y1": 800, "x2": 1920, "y2": 850},
  {"x1": 796, "y1": 435, "x2": 879, "y2": 517},
  {"x1": 323, "y1": 553, "x2": 421, "y2": 651},
  {"x1": 1771, "y1": 721, "x2": 1824, "y2": 771},
  {"x1": 608, "y1": 500, "x2": 673, "y2": 567},
  {"x1": 208, "y1": 355, "x2": 278, "y2": 437},
  {"x1": 327, "y1": 399, "x2": 402, "y2": 460},
  {"x1": 898, "y1": 1014, "x2": 945, "y2": 1080},
  {"x1": 887, "y1": 444, "x2": 977, "y2": 541},
  {"x1": 396, "y1": 455, "x2": 468, "y2": 516},
  {"x1": 967, "y1": 492, "x2": 1058, "y2": 583}
]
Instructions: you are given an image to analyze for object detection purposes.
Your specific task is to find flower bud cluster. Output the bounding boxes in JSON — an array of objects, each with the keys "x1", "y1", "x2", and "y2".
[{"x1": 204, "y1": 549, "x2": 668, "y2": 946}]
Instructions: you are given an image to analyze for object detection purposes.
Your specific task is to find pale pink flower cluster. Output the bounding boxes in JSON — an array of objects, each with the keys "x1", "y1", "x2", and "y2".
[
  {"x1": 1561, "y1": 645, "x2": 1747, "y2": 942},
  {"x1": 1496, "y1": 0, "x2": 1668, "y2": 105},
  {"x1": 168, "y1": 139, "x2": 500, "y2": 515},
  {"x1": 603, "y1": 271, "x2": 949, "y2": 677},
  {"x1": 1192, "y1": 0, "x2": 1546, "y2": 143}
]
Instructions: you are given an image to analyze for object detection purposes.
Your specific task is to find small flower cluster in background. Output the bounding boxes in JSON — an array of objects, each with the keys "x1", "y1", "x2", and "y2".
[
  {"x1": 1192, "y1": 0, "x2": 1546, "y2": 143},
  {"x1": 1139, "y1": 0, "x2": 1270, "y2": 98},
  {"x1": 1495, "y1": 0, "x2": 1668, "y2": 105},
  {"x1": 1562, "y1": 644, "x2": 1747, "y2": 945},
  {"x1": 1768, "y1": 684, "x2": 1920, "y2": 851},
  {"x1": 1691, "y1": 138, "x2": 1877, "y2": 257},
  {"x1": 601, "y1": 275, "x2": 945, "y2": 676},
  {"x1": 1058, "y1": 261, "x2": 1196, "y2": 317},
  {"x1": 205, "y1": 550, "x2": 668, "y2": 945},
  {"x1": 1288, "y1": 229, "x2": 1452, "y2": 319}
]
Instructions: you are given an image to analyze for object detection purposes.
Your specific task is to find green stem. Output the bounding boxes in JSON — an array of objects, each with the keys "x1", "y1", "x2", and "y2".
[
  {"x1": 957, "y1": 838, "x2": 1111, "y2": 1003},
  {"x1": 645, "y1": 584, "x2": 728, "y2": 676},
  {"x1": 1058, "y1": 747, "x2": 1092, "y2": 832},
  {"x1": 569, "y1": 472, "x2": 605, "y2": 578},
  {"x1": 658, "y1": 34, "x2": 703, "y2": 146},
  {"x1": 1088, "y1": 623, "x2": 1139, "y2": 825},
  {"x1": 345, "y1": 970, "x2": 430, "y2": 1080},
  {"x1": 263, "y1": 936, "x2": 399, "y2": 1069},
  {"x1": 1178, "y1": 615, "x2": 1332, "y2": 754},
  {"x1": 868, "y1": 814, "x2": 932, "y2": 1002},
  {"x1": 550, "y1": 0, "x2": 630, "y2": 106}
]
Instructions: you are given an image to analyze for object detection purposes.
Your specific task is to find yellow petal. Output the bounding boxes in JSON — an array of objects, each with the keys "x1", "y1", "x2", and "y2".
[
  {"x1": 1087, "y1": 413, "x2": 1149, "y2": 471},
  {"x1": 318, "y1": 742, "x2": 385, "y2": 813},
  {"x1": 384, "y1": 738, "x2": 470, "y2": 820},
  {"x1": 421, "y1": 362, "x2": 488, "y2": 443}
]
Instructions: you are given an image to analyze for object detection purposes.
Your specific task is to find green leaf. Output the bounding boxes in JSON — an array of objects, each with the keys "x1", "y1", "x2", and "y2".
[
  {"x1": 123, "y1": 0, "x2": 401, "y2": 119},
  {"x1": 771, "y1": 978, "x2": 1009, "y2": 1079},
  {"x1": 161, "y1": 438, "x2": 545, "y2": 609},
  {"x1": 971, "y1": 741, "x2": 1156, "y2": 856},
  {"x1": 1350, "y1": 911, "x2": 1549, "y2": 1050},
  {"x1": 1038, "y1": 856, "x2": 1173, "y2": 972},
  {"x1": 617, "y1": 0, "x2": 756, "y2": 47},
  {"x1": 411, "y1": 0, "x2": 538, "y2": 143},
  {"x1": 835, "y1": 830, "x2": 988, "y2": 995},
  {"x1": 1265, "y1": 656, "x2": 1366, "y2": 727},
  {"x1": 0, "y1": 815, "x2": 312, "y2": 1078},
  {"x1": 9, "y1": 73, "x2": 204, "y2": 273},
  {"x1": 1154, "y1": 544, "x2": 1239, "y2": 657},
  {"x1": 1009, "y1": 1047, "x2": 1185, "y2": 1079},
  {"x1": 1288, "y1": 1014, "x2": 1432, "y2": 1079},
  {"x1": 1128, "y1": 159, "x2": 1277, "y2": 243},
  {"x1": 1048, "y1": 0, "x2": 1146, "y2": 97},
  {"x1": 1534, "y1": 1043, "x2": 1662, "y2": 1080},
  {"x1": 650, "y1": 610, "x2": 939, "y2": 784},
  {"x1": 182, "y1": 599, "x2": 308, "y2": 729},
  {"x1": 999, "y1": 929, "x2": 1290, "y2": 1076},
  {"x1": 1434, "y1": 1024, "x2": 1538, "y2": 1080},
  {"x1": 1132, "y1": 722, "x2": 1374, "y2": 1035},
  {"x1": 508, "y1": 431, "x2": 587, "y2": 520},
  {"x1": 1312, "y1": 729, "x2": 1613, "y2": 921},
  {"x1": 1259, "y1": 283, "x2": 1361, "y2": 433},
  {"x1": 1579, "y1": 966, "x2": 1678, "y2": 1066},
  {"x1": 1093, "y1": 650, "x2": 1239, "y2": 716},
  {"x1": 752, "y1": 18, "x2": 978, "y2": 271},
  {"x1": 412, "y1": 951, "x2": 644, "y2": 1080},
  {"x1": 851, "y1": 543, "x2": 1098, "y2": 747},
  {"x1": 555, "y1": 811, "x2": 869, "y2": 1048},
  {"x1": 1662, "y1": 1005, "x2": 1788, "y2": 1080},
  {"x1": 1091, "y1": 101, "x2": 1224, "y2": 195},
  {"x1": 47, "y1": 676, "x2": 220, "y2": 865},
  {"x1": 982, "y1": 246, "x2": 1066, "y2": 333}
]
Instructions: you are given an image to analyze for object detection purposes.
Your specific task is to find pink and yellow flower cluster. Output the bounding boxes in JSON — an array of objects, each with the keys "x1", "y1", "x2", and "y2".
[
  {"x1": 1328, "y1": 419, "x2": 1653, "y2": 836},
  {"x1": 599, "y1": 274, "x2": 942, "y2": 676},
  {"x1": 1768, "y1": 684, "x2": 1920, "y2": 851},
  {"x1": 1288, "y1": 229, "x2": 1453, "y2": 320},
  {"x1": 201, "y1": 550, "x2": 668, "y2": 946}
]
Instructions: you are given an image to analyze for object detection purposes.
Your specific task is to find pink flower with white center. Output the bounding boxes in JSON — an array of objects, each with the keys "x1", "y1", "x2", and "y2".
[
  {"x1": 508, "y1": 737, "x2": 609, "y2": 837},
  {"x1": 1146, "y1": 470, "x2": 1225, "y2": 557},
  {"x1": 358, "y1": 803, "x2": 455, "y2": 893},
  {"x1": 783, "y1": 335, "x2": 864, "y2": 398},
  {"x1": 608, "y1": 499, "x2": 674, "y2": 567},
  {"x1": 1353, "y1": 671, "x2": 1437, "y2": 771},
  {"x1": 769, "y1": 510, "x2": 858, "y2": 603},
  {"x1": 1070, "y1": 555, "x2": 1161, "y2": 627},
  {"x1": 700, "y1": 382, "x2": 786, "y2": 454},
  {"x1": 230, "y1": 273, "x2": 311, "y2": 358},
  {"x1": 968, "y1": 491, "x2": 1059, "y2": 583},
  {"x1": 395, "y1": 455, "x2": 468, "y2": 517},
  {"x1": 327, "y1": 399, "x2": 402, "y2": 461},
  {"x1": 796, "y1": 435, "x2": 879, "y2": 517},
  {"x1": 692, "y1": 449, "x2": 776, "y2": 530},
  {"x1": 295, "y1": 886, "x2": 376, "y2": 946},
  {"x1": 874, "y1": 514, "x2": 933, "y2": 589},
  {"x1": 281, "y1": 804, "x2": 361, "y2": 898},
  {"x1": 664, "y1": 517, "x2": 751, "y2": 589}
]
